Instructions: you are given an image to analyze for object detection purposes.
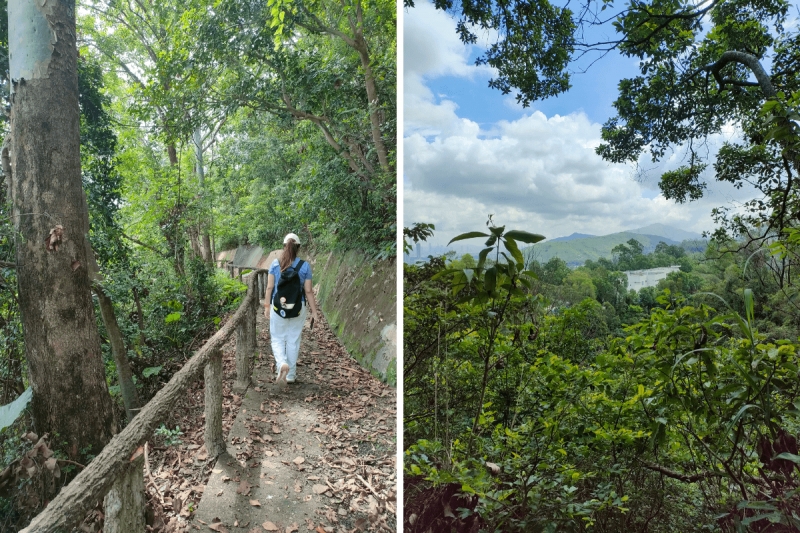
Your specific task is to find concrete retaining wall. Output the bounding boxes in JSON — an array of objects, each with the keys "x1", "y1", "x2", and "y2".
[{"x1": 308, "y1": 251, "x2": 396, "y2": 385}]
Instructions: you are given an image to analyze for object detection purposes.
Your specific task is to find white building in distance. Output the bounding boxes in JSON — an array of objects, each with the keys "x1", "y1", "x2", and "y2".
[{"x1": 624, "y1": 266, "x2": 682, "y2": 291}]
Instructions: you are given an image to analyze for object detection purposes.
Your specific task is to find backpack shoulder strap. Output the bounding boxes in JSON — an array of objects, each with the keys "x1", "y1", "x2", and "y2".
[{"x1": 296, "y1": 259, "x2": 305, "y2": 271}]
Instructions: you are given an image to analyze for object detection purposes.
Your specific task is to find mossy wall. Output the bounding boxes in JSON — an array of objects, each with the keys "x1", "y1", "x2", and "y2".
[{"x1": 308, "y1": 251, "x2": 396, "y2": 385}]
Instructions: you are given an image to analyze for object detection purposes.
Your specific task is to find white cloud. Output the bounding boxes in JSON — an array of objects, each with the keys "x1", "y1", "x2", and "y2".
[
  {"x1": 403, "y1": 0, "x2": 759, "y2": 246},
  {"x1": 404, "y1": 111, "x2": 714, "y2": 242},
  {"x1": 403, "y1": 1, "x2": 496, "y2": 137}
]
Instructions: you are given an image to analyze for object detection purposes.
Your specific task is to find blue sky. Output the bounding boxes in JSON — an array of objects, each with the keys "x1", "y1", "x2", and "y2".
[{"x1": 403, "y1": 1, "x2": 792, "y2": 245}]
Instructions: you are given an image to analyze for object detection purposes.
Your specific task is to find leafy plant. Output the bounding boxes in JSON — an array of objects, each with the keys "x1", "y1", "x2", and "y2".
[{"x1": 154, "y1": 425, "x2": 183, "y2": 447}]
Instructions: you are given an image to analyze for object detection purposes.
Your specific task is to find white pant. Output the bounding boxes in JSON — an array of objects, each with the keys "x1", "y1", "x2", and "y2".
[{"x1": 270, "y1": 306, "x2": 306, "y2": 380}]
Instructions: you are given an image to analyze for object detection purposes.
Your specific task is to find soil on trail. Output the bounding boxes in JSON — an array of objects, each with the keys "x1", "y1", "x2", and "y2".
[{"x1": 184, "y1": 307, "x2": 397, "y2": 533}]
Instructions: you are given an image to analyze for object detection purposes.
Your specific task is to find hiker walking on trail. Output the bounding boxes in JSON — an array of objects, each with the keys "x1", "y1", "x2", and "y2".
[{"x1": 265, "y1": 233, "x2": 320, "y2": 386}]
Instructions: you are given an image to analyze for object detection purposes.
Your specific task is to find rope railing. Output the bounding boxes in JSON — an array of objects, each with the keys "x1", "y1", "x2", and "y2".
[{"x1": 21, "y1": 270, "x2": 266, "y2": 533}]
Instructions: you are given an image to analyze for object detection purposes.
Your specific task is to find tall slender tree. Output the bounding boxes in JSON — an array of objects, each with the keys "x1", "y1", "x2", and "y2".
[{"x1": 7, "y1": 0, "x2": 115, "y2": 457}]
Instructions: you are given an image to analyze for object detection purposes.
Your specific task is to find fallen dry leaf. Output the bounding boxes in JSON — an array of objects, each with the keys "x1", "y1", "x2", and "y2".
[
  {"x1": 285, "y1": 524, "x2": 298, "y2": 533},
  {"x1": 197, "y1": 446, "x2": 209, "y2": 461},
  {"x1": 311, "y1": 484, "x2": 327, "y2": 494},
  {"x1": 292, "y1": 457, "x2": 305, "y2": 465},
  {"x1": 250, "y1": 499, "x2": 261, "y2": 507},
  {"x1": 236, "y1": 480, "x2": 252, "y2": 496},
  {"x1": 209, "y1": 520, "x2": 229, "y2": 533},
  {"x1": 262, "y1": 522, "x2": 279, "y2": 531}
]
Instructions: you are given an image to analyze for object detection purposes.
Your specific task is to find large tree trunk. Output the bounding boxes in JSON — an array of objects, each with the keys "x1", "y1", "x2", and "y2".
[{"x1": 8, "y1": 0, "x2": 116, "y2": 458}]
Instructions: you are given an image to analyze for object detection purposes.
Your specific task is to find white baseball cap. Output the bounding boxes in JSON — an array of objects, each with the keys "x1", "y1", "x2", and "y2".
[{"x1": 283, "y1": 233, "x2": 301, "y2": 245}]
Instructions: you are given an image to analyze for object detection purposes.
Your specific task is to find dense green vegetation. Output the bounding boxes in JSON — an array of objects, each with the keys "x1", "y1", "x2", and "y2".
[
  {"x1": 0, "y1": 0, "x2": 394, "y2": 528},
  {"x1": 404, "y1": 220, "x2": 800, "y2": 532}
]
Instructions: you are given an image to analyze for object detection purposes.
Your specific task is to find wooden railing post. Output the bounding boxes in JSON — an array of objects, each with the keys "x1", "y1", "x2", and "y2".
[
  {"x1": 262, "y1": 272, "x2": 267, "y2": 301},
  {"x1": 250, "y1": 278, "x2": 258, "y2": 354},
  {"x1": 234, "y1": 275, "x2": 255, "y2": 392},
  {"x1": 204, "y1": 348, "x2": 225, "y2": 457},
  {"x1": 103, "y1": 454, "x2": 145, "y2": 533}
]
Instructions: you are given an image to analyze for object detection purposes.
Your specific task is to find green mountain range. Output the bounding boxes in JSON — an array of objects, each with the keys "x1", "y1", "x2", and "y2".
[{"x1": 525, "y1": 225, "x2": 704, "y2": 267}]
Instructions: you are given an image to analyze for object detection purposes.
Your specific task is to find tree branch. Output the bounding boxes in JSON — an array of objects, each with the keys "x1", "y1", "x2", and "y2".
[
  {"x1": 641, "y1": 461, "x2": 723, "y2": 483},
  {"x1": 694, "y1": 51, "x2": 777, "y2": 98},
  {"x1": 122, "y1": 234, "x2": 165, "y2": 257}
]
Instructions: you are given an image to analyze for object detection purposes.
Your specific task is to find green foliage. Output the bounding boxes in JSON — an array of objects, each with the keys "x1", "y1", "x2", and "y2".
[
  {"x1": 596, "y1": 2, "x2": 800, "y2": 247},
  {"x1": 142, "y1": 367, "x2": 162, "y2": 379},
  {"x1": 405, "y1": 221, "x2": 800, "y2": 532},
  {"x1": 408, "y1": 0, "x2": 574, "y2": 107},
  {"x1": 403, "y1": 223, "x2": 435, "y2": 255},
  {"x1": 78, "y1": 52, "x2": 129, "y2": 269},
  {"x1": 154, "y1": 425, "x2": 183, "y2": 447}
]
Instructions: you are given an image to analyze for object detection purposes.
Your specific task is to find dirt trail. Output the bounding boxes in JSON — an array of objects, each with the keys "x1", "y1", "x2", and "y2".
[{"x1": 190, "y1": 308, "x2": 397, "y2": 533}]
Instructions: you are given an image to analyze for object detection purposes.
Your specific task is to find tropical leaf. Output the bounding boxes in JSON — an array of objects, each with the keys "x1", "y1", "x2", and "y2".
[
  {"x1": 448, "y1": 232, "x2": 489, "y2": 245},
  {"x1": 504, "y1": 230, "x2": 545, "y2": 244}
]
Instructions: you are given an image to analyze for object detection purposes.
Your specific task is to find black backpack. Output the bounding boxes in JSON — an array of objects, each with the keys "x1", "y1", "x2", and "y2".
[{"x1": 272, "y1": 259, "x2": 305, "y2": 318}]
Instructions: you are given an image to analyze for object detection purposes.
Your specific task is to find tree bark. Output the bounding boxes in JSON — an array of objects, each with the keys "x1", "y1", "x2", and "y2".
[
  {"x1": 194, "y1": 128, "x2": 213, "y2": 264},
  {"x1": 132, "y1": 285, "x2": 147, "y2": 348},
  {"x1": 86, "y1": 249, "x2": 140, "y2": 423},
  {"x1": 204, "y1": 349, "x2": 224, "y2": 458},
  {"x1": 103, "y1": 454, "x2": 145, "y2": 533},
  {"x1": 188, "y1": 226, "x2": 202, "y2": 259},
  {"x1": 352, "y1": 7, "x2": 390, "y2": 173},
  {"x1": 8, "y1": 0, "x2": 116, "y2": 458},
  {"x1": 95, "y1": 285, "x2": 140, "y2": 422}
]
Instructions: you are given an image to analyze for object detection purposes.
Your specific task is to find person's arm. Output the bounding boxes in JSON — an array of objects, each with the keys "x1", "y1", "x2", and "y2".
[
  {"x1": 264, "y1": 274, "x2": 275, "y2": 318},
  {"x1": 304, "y1": 279, "x2": 320, "y2": 322}
]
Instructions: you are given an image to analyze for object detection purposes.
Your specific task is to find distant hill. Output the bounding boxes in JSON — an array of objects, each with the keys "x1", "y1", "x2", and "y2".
[
  {"x1": 550, "y1": 232, "x2": 596, "y2": 242},
  {"x1": 525, "y1": 232, "x2": 690, "y2": 267},
  {"x1": 403, "y1": 224, "x2": 707, "y2": 266},
  {"x1": 630, "y1": 223, "x2": 702, "y2": 242}
]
